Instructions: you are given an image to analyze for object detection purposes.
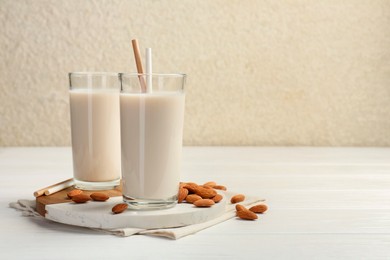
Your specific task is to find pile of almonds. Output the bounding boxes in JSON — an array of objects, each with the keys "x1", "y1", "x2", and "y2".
[
  {"x1": 67, "y1": 189, "x2": 109, "y2": 202},
  {"x1": 67, "y1": 181, "x2": 268, "y2": 219},
  {"x1": 67, "y1": 189, "x2": 128, "y2": 214},
  {"x1": 178, "y1": 181, "x2": 226, "y2": 207},
  {"x1": 179, "y1": 181, "x2": 268, "y2": 220}
]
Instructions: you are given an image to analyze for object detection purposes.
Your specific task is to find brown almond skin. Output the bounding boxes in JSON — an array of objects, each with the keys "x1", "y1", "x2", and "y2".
[
  {"x1": 71, "y1": 194, "x2": 91, "y2": 203},
  {"x1": 195, "y1": 186, "x2": 217, "y2": 199},
  {"x1": 249, "y1": 204, "x2": 268, "y2": 214},
  {"x1": 212, "y1": 194, "x2": 223, "y2": 203},
  {"x1": 178, "y1": 188, "x2": 189, "y2": 203},
  {"x1": 203, "y1": 181, "x2": 217, "y2": 188},
  {"x1": 231, "y1": 194, "x2": 245, "y2": 204},
  {"x1": 90, "y1": 192, "x2": 109, "y2": 202},
  {"x1": 213, "y1": 185, "x2": 227, "y2": 191},
  {"x1": 194, "y1": 199, "x2": 215, "y2": 207},
  {"x1": 67, "y1": 189, "x2": 83, "y2": 199},
  {"x1": 185, "y1": 194, "x2": 202, "y2": 204},
  {"x1": 183, "y1": 183, "x2": 199, "y2": 194},
  {"x1": 112, "y1": 203, "x2": 128, "y2": 214},
  {"x1": 235, "y1": 204, "x2": 246, "y2": 212},
  {"x1": 237, "y1": 209, "x2": 258, "y2": 220}
]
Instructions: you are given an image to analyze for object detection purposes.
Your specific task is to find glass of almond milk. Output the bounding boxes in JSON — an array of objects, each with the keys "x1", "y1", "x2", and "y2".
[
  {"x1": 69, "y1": 72, "x2": 121, "y2": 190},
  {"x1": 120, "y1": 73, "x2": 186, "y2": 209}
]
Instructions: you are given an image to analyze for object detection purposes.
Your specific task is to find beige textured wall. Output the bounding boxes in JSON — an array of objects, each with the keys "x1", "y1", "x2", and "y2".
[{"x1": 1, "y1": 0, "x2": 390, "y2": 146}]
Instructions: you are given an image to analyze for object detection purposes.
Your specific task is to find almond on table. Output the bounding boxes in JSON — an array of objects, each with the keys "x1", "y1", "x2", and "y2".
[
  {"x1": 231, "y1": 194, "x2": 245, "y2": 204},
  {"x1": 249, "y1": 204, "x2": 268, "y2": 214},
  {"x1": 237, "y1": 209, "x2": 258, "y2": 220},
  {"x1": 235, "y1": 204, "x2": 246, "y2": 212}
]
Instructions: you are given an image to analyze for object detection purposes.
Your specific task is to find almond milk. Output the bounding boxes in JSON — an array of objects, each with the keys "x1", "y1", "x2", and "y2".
[
  {"x1": 120, "y1": 92, "x2": 185, "y2": 202},
  {"x1": 70, "y1": 89, "x2": 121, "y2": 188}
]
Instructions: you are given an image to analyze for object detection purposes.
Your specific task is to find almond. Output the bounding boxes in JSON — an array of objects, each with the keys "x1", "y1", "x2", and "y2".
[
  {"x1": 112, "y1": 203, "x2": 128, "y2": 214},
  {"x1": 178, "y1": 188, "x2": 189, "y2": 203},
  {"x1": 237, "y1": 209, "x2": 258, "y2": 220},
  {"x1": 249, "y1": 204, "x2": 268, "y2": 214},
  {"x1": 195, "y1": 186, "x2": 217, "y2": 199},
  {"x1": 71, "y1": 194, "x2": 91, "y2": 203},
  {"x1": 235, "y1": 204, "x2": 246, "y2": 212},
  {"x1": 231, "y1": 194, "x2": 245, "y2": 204},
  {"x1": 213, "y1": 185, "x2": 227, "y2": 191},
  {"x1": 193, "y1": 199, "x2": 215, "y2": 207},
  {"x1": 212, "y1": 194, "x2": 223, "y2": 203},
  {"x1": 185, "y1": 194, "x2": 202, "y2": 204},
  {"x1": 183, "y1": 182, "x2": 199, "y2": 193},
  {"x1": 67, "y1": 189, "x2": 83, "y2": 199},
  {"x1": 203, "y1": 181, "x2": 216, "y2": 188},
  {"x1": 90, "y1": 192, "x2": 109, "y2": 202}
]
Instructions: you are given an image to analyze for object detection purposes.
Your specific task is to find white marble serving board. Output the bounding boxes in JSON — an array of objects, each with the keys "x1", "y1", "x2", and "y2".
[{"x1": 45, "y1": 196, "x2": 227, "y2": 229}]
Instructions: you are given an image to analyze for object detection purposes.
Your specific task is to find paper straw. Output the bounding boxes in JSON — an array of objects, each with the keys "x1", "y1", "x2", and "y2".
[
  {"x1": 33, "y1": 178, "x2": 74, "y2": 197},
  {"x1": 131, "y1": 39, "x2": 147, "y2": 92},
  {"x1": 145, "y1": 47, "x2": 153, "y2": 93}
]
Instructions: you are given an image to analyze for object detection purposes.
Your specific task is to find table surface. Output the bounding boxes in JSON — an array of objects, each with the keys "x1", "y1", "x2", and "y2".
[{"x1": 1, "y1": 147, "x2": 390, "y2": 259}]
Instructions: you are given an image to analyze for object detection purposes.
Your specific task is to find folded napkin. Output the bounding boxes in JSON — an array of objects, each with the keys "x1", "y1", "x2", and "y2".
[{"x1": 10, "y1": 193, "x2": 265, "y2": 240}]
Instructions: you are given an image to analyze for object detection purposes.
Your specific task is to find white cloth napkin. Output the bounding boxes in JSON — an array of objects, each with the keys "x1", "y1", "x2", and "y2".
[{"x1": 10, "y1": 194, "x2": 265, "y2": 240}]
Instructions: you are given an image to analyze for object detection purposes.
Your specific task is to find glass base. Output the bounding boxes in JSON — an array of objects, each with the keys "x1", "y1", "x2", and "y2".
[
  {"x1": 123, "y1": 194, "x2": 177, "y2": 210},
  {"x1": 74, "y1": 178, "x2": 120, "y2": 190}
]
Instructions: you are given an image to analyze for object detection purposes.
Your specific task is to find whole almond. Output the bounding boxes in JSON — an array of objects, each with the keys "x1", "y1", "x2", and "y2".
[
  {"x1": 90, "y1": 192, "x2": 109, "y2": 202},
  {"x1": 203, "y1": 181, "x2": 216, "y2": 188},
  {"x1": 213, "y1": 185, "x2": 227, "y2": 191},
  {"x1": 178, "y1": 188, "x2": 189, "y2": 203},
  {"x1": 237, "y1": 209, "x2": 258, "y2": 220},
  {"x1": 231, "y1": 194, "x2": 245, "y2": 204},
  {"x1": 183, "y1": 182, "x2": 199, "y2": 194},
  {"x1": 112, "y1": 203, "x2": 128, "y2": 214},
  {"x1": 249, "y1": 204, "x2": 268, "y2": 214},
  {"x1": 195, "y1": 186, "x2": 217, "y2": 199},
  {"x1": 185, "y1": 194, "x2": 202, "y2": 204},
  {"x1": 193, "y1": 199, "x2": 215, "y2": 207},
  {"x1": 212, "y1": 194, "x2": 223, "y2": 203},
  {"x1": 235, "y1": 204, "x2": 246, "y2": 212},
  {"x1": 67, "y1": 189, "x2": 83, "y2": 199},
  {"x1": 71, "y1": 194, "x2": 91, "y2": 203}
]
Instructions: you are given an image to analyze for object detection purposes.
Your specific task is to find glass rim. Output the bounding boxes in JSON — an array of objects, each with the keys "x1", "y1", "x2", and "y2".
[
  {"x1": 120, "y1": 72, "x2": 186, "y2": 77},
  {"x1": 69, "y1": 72, "x2": 119, "y2": 77}
]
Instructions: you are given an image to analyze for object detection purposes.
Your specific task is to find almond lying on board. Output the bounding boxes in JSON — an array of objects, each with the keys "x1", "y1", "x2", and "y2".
[
  {"x1": 71, "y1": 194, "x2": 91, "y2": 203},
  {"x1": 195, "y1": 186, "x2": 217, "y2": 199},
  {"x1": 183, "y1": 182, "x2": 199, "y2": 194},
  {"x1": 212, "y1": 194, "x2": 223, "y2": 203},
  {"x1": 178, "y1": 188, "x2": 189, "y2": 203},
  {"x1": 193, "y1": 199, "x2": 215, "y2": 207},
  {"x1": 203, "y1": 181, "x2": 217, "y2": 188},
  {"x1": 67, "y1": 189, "x2": 83, "y2": 199},
  {"x1": 112, "y1": 203, "x2": 128, "y2": 214},
  {"x1": 213, "y1": 185, "x2": 227, "y2": 191},
  {"x1": 90, "y1": 192, "x2": 109, "y2": 202},
  {"x1": 185, "y1": 194, "x2": 202, "y2": 204}
]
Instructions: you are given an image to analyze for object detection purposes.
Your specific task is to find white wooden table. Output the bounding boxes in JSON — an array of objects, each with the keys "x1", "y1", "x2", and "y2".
[{"x1": 1, "y1": 147, "x2": 390, "y2": 259}]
